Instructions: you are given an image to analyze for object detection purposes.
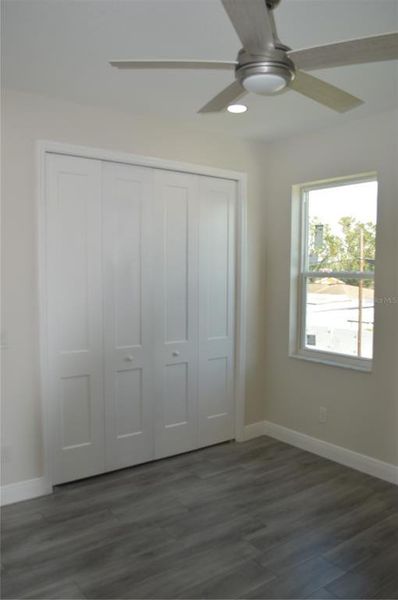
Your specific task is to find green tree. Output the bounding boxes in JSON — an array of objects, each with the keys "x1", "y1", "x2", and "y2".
[{"x1": 309, "y1": 216, "x2": 376, "y2": 287}]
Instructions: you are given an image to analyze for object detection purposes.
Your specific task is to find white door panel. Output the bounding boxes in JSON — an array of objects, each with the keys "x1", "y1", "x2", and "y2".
[
  {"x1": 199, "y1": 177, "x2": 236, "y2": 447},
  {"x1": 153, "y1": 171, "x2": 199, "y2": 458},
  {"x1": 102, "y1": 163, "x2": 155, "y2": 470},
  {"x1": 46, "y1": 154, "x2": 104, "y2": 484},
  {"x1": 45, "y1": 154, "x2": 237, "y2": 485}
]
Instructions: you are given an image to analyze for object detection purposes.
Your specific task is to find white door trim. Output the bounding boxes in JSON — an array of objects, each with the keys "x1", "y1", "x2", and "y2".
[{"x1": 37, "y1": 140, "x2": 248, "y2": 491}]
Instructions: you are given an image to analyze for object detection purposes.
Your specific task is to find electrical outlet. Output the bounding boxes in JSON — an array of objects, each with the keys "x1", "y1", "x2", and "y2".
[{"x1": 319, "y1": 407, "x2": 327, "y2": 423}]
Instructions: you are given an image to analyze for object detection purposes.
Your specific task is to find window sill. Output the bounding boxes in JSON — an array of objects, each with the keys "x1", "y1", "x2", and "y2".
[{"x1": 290, "y1": 350, "x2": 372, "y2": 373}]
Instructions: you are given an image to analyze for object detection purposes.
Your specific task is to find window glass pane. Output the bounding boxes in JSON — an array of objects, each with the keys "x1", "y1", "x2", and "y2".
[
  {"x1": 305, "y1": 276, "x2": 374, "y2": 359},
  {"x1": 307, "y1": 181, "x2": 377, "y2": 273}
]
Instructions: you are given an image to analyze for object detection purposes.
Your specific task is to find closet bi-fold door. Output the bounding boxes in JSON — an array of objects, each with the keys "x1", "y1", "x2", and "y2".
[
  {"x1": 198, "y1": 176, "x2": 236, "y2": 447},
  {"x1": 102, "y1": 163, "x2": 155, "y2": 471},
  {"x1": 153, "y1": 171, "x2": 199, "y2": 458},
  {"x1": 46, "y1": 154, "x2": 105, "y2": 485}
]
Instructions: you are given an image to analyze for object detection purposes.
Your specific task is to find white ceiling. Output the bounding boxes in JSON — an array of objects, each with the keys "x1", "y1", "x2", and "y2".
[{"x1": 2, "y1": 0, "x2": 398, "y2": 141}]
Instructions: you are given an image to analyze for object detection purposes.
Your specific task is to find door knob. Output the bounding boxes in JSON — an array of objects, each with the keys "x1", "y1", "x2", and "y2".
[
  {"x1": 172, "y1": 351, "x2": 180, "y2": 357},
  {"x1": 125, "y1": 355, "x2": 134, "y2": 362}
]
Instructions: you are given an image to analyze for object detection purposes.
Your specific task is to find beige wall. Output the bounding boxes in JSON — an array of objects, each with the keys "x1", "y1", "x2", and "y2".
[
  {"x1": 1, "y1": 90, "x2": 268, "y2": 485},
  {"x1": 2, "y1": 90, "x2": 397, "y2": 488},
  {"x1": 263, "y1": 109, "x2": 398, "y2": 466}
]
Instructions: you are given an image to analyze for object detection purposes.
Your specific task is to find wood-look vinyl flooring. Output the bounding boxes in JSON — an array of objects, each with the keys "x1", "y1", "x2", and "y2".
[{"x1": 1, "y1": 436, "x2": 397, "y2": 599}]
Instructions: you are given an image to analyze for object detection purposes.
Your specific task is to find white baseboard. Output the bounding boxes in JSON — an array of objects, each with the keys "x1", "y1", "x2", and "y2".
[
  {"x1": 243, "y1": 420, "x2": 398, "y2": 485},
  {"x1": 1, "y1": 477, "x2": 52, "y2": 506},
  {"x1": 2, "y1": 424, "x2": 396, "y2": 506},
  {"x1": 242, "y1": 421, "x2": 267, "y2": 441}
]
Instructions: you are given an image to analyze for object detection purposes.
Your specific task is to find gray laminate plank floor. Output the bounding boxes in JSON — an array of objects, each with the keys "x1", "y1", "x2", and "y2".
[{"x1": 1, "y1": 436, "x2": 398, "y2": 599}]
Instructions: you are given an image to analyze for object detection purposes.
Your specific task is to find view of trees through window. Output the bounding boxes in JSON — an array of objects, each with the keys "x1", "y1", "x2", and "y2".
[
  {"x1": 309, "y1": 216, "x2": 376, "y2": 285},
  {"x1": 302, "y1": 179, "x2": 377, "y2": 361}
]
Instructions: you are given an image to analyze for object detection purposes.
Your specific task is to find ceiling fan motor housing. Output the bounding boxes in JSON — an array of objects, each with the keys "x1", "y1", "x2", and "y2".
[{"x1": 236, "y1": 48, "x2": 296, "y2": 95}]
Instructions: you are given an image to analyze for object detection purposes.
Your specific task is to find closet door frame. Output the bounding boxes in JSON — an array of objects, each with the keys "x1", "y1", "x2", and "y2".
[{"x1": 38, "y1": 140, "x2": 248, "y2": 493}]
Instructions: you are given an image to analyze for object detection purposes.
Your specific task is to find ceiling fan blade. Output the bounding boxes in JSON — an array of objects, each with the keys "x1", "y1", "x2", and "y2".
[
  {"x1": 290, "y1": 70, "x2": 364, "y2": 112},
  {"x1": 221, "y1": 0, "x2": 275, "y2": 54},
  {"x1": 109, "y1": 59, "x2": 236, "y2": 70},
  {"x1": 198, "y1": 80, "x2": 247, "y2": 113},
  {"x1": 289, "y1": 32, "x2": 398, "y2": 71}
]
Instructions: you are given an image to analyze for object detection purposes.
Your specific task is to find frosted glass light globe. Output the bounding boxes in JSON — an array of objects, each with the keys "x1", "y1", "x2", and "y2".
[{"x1": 243, "y1": 73, "x2": 287, "y2": 95}]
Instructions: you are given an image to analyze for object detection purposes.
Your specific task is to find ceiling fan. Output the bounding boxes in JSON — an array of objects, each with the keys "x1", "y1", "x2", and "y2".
[{"x1": 109, "y1": 0, "x2": 398, "y2": 114}]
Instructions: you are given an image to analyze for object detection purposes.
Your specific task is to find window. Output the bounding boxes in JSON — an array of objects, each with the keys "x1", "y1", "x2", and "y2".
[{"x1": 290, "y1": 174, "x2": 378, "y2": 370}]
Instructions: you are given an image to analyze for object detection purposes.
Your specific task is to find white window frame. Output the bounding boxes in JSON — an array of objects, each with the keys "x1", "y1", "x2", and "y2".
[{"x1": 289, "y1": 173, "x2": 377, "y2": 372}]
